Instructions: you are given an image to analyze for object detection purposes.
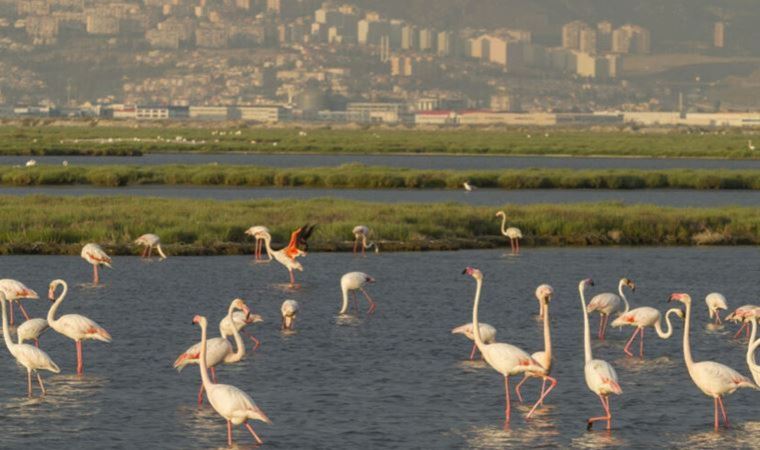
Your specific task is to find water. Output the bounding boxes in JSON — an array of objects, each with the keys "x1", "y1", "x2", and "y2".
[
  {"x1": 0, "y1": 248, "x2": 757, "y2": 449},
  {"x1": 1, "y1": 186, "x2": 760, "y2": 207},
  {"x1": 6, "y1": 153, "x2": 760, "y2": 170}
]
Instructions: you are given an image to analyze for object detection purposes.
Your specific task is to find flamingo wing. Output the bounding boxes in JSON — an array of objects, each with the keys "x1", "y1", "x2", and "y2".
[
  {"x1": 585, "y1": 359, "x2": 622, "y2": 395},
  {"x1": 0, "y1": 279, "x2": 39, "y2": 300},
  {"x1": 11, "y1": 343, "x2": 60, "y2": 373},
  {"x1": 587, "y1": 293, "x2": 621, "y2": 314},
  {"x1": 174, "y1": 337, "x2": 232, "y2": 370},
  {"x1": 207, "y1": 383, "x2": 271, "y2": 424},
  {"x1": 55, "y1": 314, "x2": 112, "y2": 342}
]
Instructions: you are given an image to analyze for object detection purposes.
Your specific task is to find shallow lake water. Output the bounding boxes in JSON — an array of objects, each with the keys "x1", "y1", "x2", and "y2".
[
  {"x1": 0, "y1": 248, "x2": 757, "y2": 449},
  {"x1": 1, "y1": 185, "x2": 759, "y2": 208},
  {"x1": 5, "y1": 153, "x2": 760, "y2": 170}
]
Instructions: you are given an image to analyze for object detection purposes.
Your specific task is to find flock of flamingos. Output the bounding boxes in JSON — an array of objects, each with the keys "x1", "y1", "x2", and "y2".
[{"x1": 0, "y1": 211, "x2": 758, "y2": 447}]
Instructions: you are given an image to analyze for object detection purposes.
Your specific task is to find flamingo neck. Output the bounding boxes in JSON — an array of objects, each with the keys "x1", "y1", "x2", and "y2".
[
  {"x1": 0, "y1": 295, "x2": 14, "y2": 351},
  {"x1": 748, "y1": 318, "x2": 759, "y2": 373},
  {"x1": 654, "y1": 308, "x2": 680, "y2": 339},
  {"x1": 618, "y1": 280, "x2": 630, "y2": 313},
  {"x1": 499, "y1": 213, "x2": 508, "y2": 236},
  {"x1": 198, "y1": 321, "x2": 212, "y2": 388},
  {"x1": 226, "y1": 306, "x2": 245, "y2": 361},
  {"x1": 580, "y1": 283, "x2": 592, "y2": 363},
  {"x1": 47, "y1": 281, "x2": 68, "y2": 325},
  {"x1": 471, "y1": 277, "x2": 485, "y2": 349},
  {"x1": 682, "y1": 301, "x2": 695, "y2": 372},
  {"x1": 340, "y1": 286, "x2": 349, "y2": 314},
  {"x1": 542, "y1": 299, "x2": 552, "y2": 371},
  {"x1": 156, "y1": 244, "x2": 167, "y2": 259}
]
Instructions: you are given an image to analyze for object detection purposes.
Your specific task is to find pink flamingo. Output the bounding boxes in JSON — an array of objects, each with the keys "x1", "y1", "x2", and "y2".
[
  {"x1": 0, "y1": 279, "x2": 39, "y2": 326},
  {"x1": 193, "y1": 315, "x2": 271, "y2": 446},
  {"x1": 669, "y1": 293, "x2": 758, "y2": 431},
  {"x1": 245, "y1": 226, "x2": 271, "y2": 262},
  {"x1": 587, "y1": 278, "x2": 635, "y2": 341},
  {"x1": 134, "y1": 233, "x2": 167, "y2": 259},
  {"x1": 262, "y1": 226, "x2": 314, "y2": 287},
  {"x1": 611, "y1": 306, "x2": 683, "y2": 358},
  {"x1": 726, "y1": 305, "x2": 759, "y2": 339},
  {"x1": 80, "y1": 243, "x2": 112, "y2": 285}
]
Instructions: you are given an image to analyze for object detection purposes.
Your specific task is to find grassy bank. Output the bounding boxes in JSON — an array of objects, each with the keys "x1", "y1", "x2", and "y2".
[
  {"x1": 0, "y1": 196, "x2": 756, "y2": 255},
  {"x1": 3, "y1": 164, "x2": 760, "y2": 190},
  {"x1": 0, "y1": 124, "x2": 758, "y2": 158}
]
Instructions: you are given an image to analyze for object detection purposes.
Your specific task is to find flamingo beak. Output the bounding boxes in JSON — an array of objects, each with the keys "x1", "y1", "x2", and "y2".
[{"x1": 48, "y1": 289, "x2": 55, "y2": 301}]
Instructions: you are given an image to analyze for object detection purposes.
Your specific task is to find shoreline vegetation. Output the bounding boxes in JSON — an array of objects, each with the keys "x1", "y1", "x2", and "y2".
[
  {"x1": 0, "y1": 196, "x2": 756, "y2": 255},
  {"x1": 3, "y1": 164, "x2": 760, "y2": 190},
  {"x1": 1, "y1": 124, "x2": 759, "y2": 158}
]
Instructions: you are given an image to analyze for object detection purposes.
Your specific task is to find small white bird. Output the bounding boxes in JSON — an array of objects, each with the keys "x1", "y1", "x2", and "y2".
[
  {"x1": 451, "y1": 322, "x2": 497, "y2": 360},
  {"x1": 25, "y1": 159, "x2": 37, "y2": 167},
  {"x1": 134, "y1": 233, "x2": 167, "y2": 259},
  {"x1": 281, "y1": 300, "x2": 300, "y2": 330},
  {"x1": 705, "y1": 293, "x2": 728, "y2": 325},
  {"x1": 748, "y1": 140, "x2": 756, "y2": 151},
  {"x1": 463, "y1": 181, "x2": 476, "y2": 192},
  {"x1": 62, "y1": 160, "x2": 69, "y2": 167}
]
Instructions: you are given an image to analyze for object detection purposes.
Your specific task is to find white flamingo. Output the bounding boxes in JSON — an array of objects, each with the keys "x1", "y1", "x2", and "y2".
[
  {"x1": 463, "y1": 267, "x2": 550, "y2": 424},
  {"x1": 17, "y1": 318, "x2": 49, "y2": 347},
  {"x1": 0, "y1": 279, "x2": 39, "y2": 326},
  {"x1": 174, "y1": 299, "x2": 250, "y2": 405},
  {"x1": 726, "y1": 304, "x2": 759, "y2": 339},
  {"x1": 534, "y1": 284, "x2": 553, "y2": 319},
  {"x1": 0, "y1": 292, "x2": 59, "y2": 397},
  {"x1": 134, "y1": 233, "x2": 167, "y2": 259},
  {"x1": 245, "y1": 226, "x2": 271, "y2": 262},
  {"x1": 281, "y1": 300, "x2": 300, "y2": 330},
  {"x1": 451, "y1": 322, "x2": 497, "y2": 360},
  {"x1": 192, "y1": 315, "x2": 271, "y2": 446},
  {"x1": 705, "y1": 293, "x2": 728, "y2": 325},
  {"x1": 80, "y1": 243, "x2": 112, "y2": 285},
  {"x1": 515, "y1": 284, "x2": 558, "y2": 408},
  {"x1": 339, "y1": 272, "x2": 377, "y2": 315},
  {"x1": 586, "y1": 277, "x2": 635, "y2": 341},
  {"x1": 219, "y1": 310, "x2": 264, "y2": 352},
  {"x1": 669, "y1": 293, "x2": 758, "y2": 431},
  {"x1": 47, "y1": 279, "x2": 112, "y2": 375},
  {"x1": 747, "y1": 314, "x2": 760, "y2": 385},
  {"x1": 495, "y1": 211, "x2": 522, "y2": 254},
  {"x1": 352, "y1": 225, "x2": 378, "y2": 256},
  {"x1": 611, "y1": 306, "x2": 683, "y2": 358},
  {"x1": 579, "y1": 278, "x2": 622, "y2": 431}
]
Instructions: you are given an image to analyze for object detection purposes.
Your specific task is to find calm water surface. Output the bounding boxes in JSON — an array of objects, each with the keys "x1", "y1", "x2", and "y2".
[
  {"x1": 5, "y1": 153, "x2": 760, "y2": 170},
  {"x1": 0, "y1": 248, "x2": 757, "y2": 449},
  {"x1": 1, "y1": 186, "x2": 759, "y2": 207}
]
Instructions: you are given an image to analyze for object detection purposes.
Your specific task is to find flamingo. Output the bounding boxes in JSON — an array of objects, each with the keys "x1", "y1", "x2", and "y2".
[
  {"x1": 705, "y1": 293, "x2": 728, "y2": 326},
  {"x1": 587, "y1": 278, "x2": 636, "y2": 341},
  {"x1": 451, "y1": 322, "x2": 497, "y2": 360},
  {"x1": 0, "y1": 279, "x2": 39, "y2": 326},
  {"x1": 463, "y1": 181, "x2": 476, "y2": 192},
  {"x1": 134, "y1": 233, "x2": 167, "y2": 259},
  {"x1": 261, "y1": 225, "x2": 315, "y2": 287},
  {"x1": 495, "y1": 211, "x2": 522, "y2": 254},
  {"x1": 47, "y1": 279, "x2": 112, "y2": 375},
  {"x1": 748, "y1": 140, "x2": 756, "y2": 151},
  {"x1": 219, "y1": 310, "x2": 263, "y2": 352},
  {"x1": 668, "y1": 293, "x2": 758, "y2": 431},
  {"x1": 462, "y1": 267, "x2": 550, "y2": 424},
  {"x1": 515, "y1": 284, "x2": 558, "y2": 408},
  {"x1": 339, "y1": 272, "x2": 377, "y2": 315},
  {"x1": 281, "y1": 300, "x2": 299, "y2": 330},
  {"x1": 352, "y1": 225, "x2": 378, "y2": 256},
  {"x1": 611, "y1": 306, "x2": 683, "y2": 358},
  {"x1": 0, "y1": 292, "x2": 59, "y2": 397},
  {"x1": 747, "y1": 313, "x2": 760, "y2": 385},
  {"x1": 578, "y1": 278, "x2": 623, "y2": 431},
  {"x1": 192, "y1": 315, "x2": 271, "y2": 446},
  {"x1": 174, "y1": 298, "x2": 251, "y2": 405},
  {"x1": 245, "y1": 226, "x2": 271, "y2": 262},
  {"x1": 17, "y1": 318, "x2": 49, "y2": 347},
  {"x1": 726, "y1": 304, "x2": 759, "y2": 338},
  {"x1": 534, "y1": 284, "x2": 553, "y2": 319},
  {"x1": 80, "y1": 243, "x2": 112, "y2": 285}
]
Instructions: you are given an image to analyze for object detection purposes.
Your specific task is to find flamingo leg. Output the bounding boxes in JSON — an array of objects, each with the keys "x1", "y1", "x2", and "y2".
[
  {"x1": 526, "y1": 376, "x2": 557, "y2": 419},
  {"x1": 197, "y1": 382, "x2": 205, "y2": 405},
  {"x1": 227, "y1": 420, "x2": 233, "y2": 446},
  {"x1": 734, "y1": 322, "x2": 748, "y2": 339},
  {"x1": 717, "y1": 396, "x2": 730, "y2": 428},
  {"x1": 76, "y1": 340, "x2": 83, "y2": 375},
  {"x1": 36, "y1": 372, "x2": 46, "y2": 396},
  {"x1": 17, "y1": 302, "x2": 31, "y2": 321},
  {"x1": 504, "y1": 375, "x2": 512, "y2": 424},
  {"x1": 288, "y1": 269, "x2": 295, "y2": 287},
  {"x1": 93, "y1": 264, "x2": 99, "y2": 285},
  {"x1": 510, "y1": 238, "x2": 515, "y2": 254},
  {"x1": 27, "y1": 369, "x2": 32, "y2": 397},
  {"x1": 147, "y1": 246, "x2": 152, "y2": 258},
  {"x1": 360, "y1": 288, "x2": 376, "y2": 314},
  {"x1": 515, "y1": 238, "x2": 520, "y2": 254},
  {"x1": 469, "y1": 343, "x2": 478, "y2": 360},
  {"x1": 715, "y1": 311, "x2": 722, "y2": 325},
  {"x1": 623, "y1": 327, "x2": 641, "y2": 357},
  {"x1": 514, "y1": 374, "x2": 528, "y2": 403},
  {"x1": 244, "y1": 422, "x2": 264, "y2": 445},
  {"x1": 352, "y1": 291, "x2": 359, "y2": 313},
  {"x1": 34, "y1": 339, "x2": 39, "y2": 348},
  {"x1": 243, "y1": 331, "x2": 260, "y2": 351},
  {"x1": 587, "y1": 395, "x2": 612, "y2": 430},
  {"x1": 639, "y1": 327, "x2": 645, "y2": 357},
  {"x1": 713, "y1": 397, "x2": 719, "y2": 431},
  {"x1": 9, "y1": 301, "x2": 14, "y2": 326},
  {"x1": 600, "y1": 314, "x2": 610, "y2": 341},
  {"x1": 597, "y1": 314, "x2": 604, "y2": 340},
  {"x1": 210, "y1": 366, "x2": 217, "y2": 383},
  {"x1": 539, "y1": 378, "x2": 547, "y2": 406}
]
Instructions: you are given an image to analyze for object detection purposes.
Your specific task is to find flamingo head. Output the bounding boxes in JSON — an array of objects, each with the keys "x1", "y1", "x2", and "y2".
[
  {"x1": 231, "y1": 298, "x2": 250, "y2": 316},
  {"x1": 580, "y1": 278, "x2": 594, "y2": 289},
  {"x1": 495, "y1": 211, "x2": 505, "y2": 218},
  {"x1": 365, "y1": 275, "x2": 376, "y2": 284},
  {"x1": 192, "y1": 315, "x2": 207, "y2": 327},
  {"x1": 535, "y1": 284, "x2": 554, "y2": 303},
  {"x1": 668, "y1": 293, "x2": 691, "y2": 305},
  {"x1": 622, "y1": 278, "x2": 636, "y2": 292},
  {"x1": 48, "y1": 279, "x2": 64, "y2": 301},
  {"x1": 462, "y1": 267, "x2": 483, "y2": 280}
]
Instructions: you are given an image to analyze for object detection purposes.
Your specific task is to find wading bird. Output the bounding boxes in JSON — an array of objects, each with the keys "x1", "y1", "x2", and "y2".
[
  {"x1": 534, "y1": 284, "x2": 553, "y2": 319},
  {"x1": 587, "y1": 278, "x2": 635, "y2": 341},
  {"x1": 579, "y1": 278, "x2": 622, "y2": 431},
  {"x1": 281, "y1": 300, "x2": 299, "y2": 330},
  {"x1": 611, "y1": 306, "x2": 683, "y2": 358},
  {"x1": 669, "y1": 293, "x2": 757, "y2": 431},
  {"x1": 747, "y1": 314, "x2": 760, "y2": 385},
  {"x1": 0, "y1": 279, "x2": 39, "y2": 326},
  {"x1": 0, "y1": 292, "x2": 59, "y2": 397},
  {"x1": 80, "y1": 243, "x2": 112, "y2": 285},
  {"x1": 495, "y1": 211, "x2": 522, "y2": 255},
  {"x1": 726, "y1": 305, "x2": 759, "y2": 339},
  {"x1": 262, "y1": 225, "x2": 315, "y2": 288},
  {"x1": 339, "y1": 272, "x2": 377, "y2": 315},
  {"x1": 463, "y1": 181, "x2": 476, "y2": 192},
  {"x1": 451, "y1": 322, "x2": 497, "y2": 360},
  {"x1": 17, "y1": 318, "x2": 49, "y2": 347},
  {"x1": 352, "y1": 225, "x2": 378, "y2": 256},
  {"x1": 705, "y1": 293, "x2": 728, "y2": 326},
  {"x1": 47, "y1": 279, "x2": 112, "y2": 375},
  {"x1": 245, "y1": 226, "x2": 271, "y2": 262},
  {"x1": 463, "y1": 267, "x2": 547, "y2": 424},
  {"x1": 192, "y1": 315, "x2": 270, "y2": 446},
  {"x1": 174, "y1": 299, "x2": 251, "y2": 405},
  {"x1": 134, "y1": 233, "x2": 167, "y2": 259},
  {"x1": 219, "y1": 309, "x2": 263, "y2": 352}
]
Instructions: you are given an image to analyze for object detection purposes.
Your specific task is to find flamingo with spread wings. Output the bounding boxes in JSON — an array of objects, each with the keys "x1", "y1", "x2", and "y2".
[{"x1": 262, "y1": 225, "x2": 316, "y2": 288}]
